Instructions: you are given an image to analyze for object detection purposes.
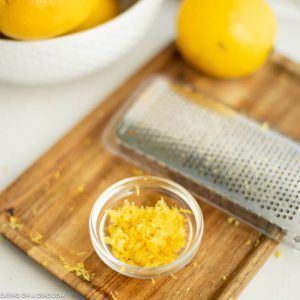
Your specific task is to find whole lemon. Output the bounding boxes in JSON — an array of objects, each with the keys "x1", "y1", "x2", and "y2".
[
  {"x1": 177, "y1": 0, "x2": 276, "y2": 78},
  {"x1": 75, "y1": 0, "x2": 119, "y2": 32},
  {"x1": 0, "y1": 0, "x2": 96, "y2": 40}
]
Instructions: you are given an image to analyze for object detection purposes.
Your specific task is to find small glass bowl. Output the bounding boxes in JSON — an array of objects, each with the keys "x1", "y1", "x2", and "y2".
[{"x1": 89, "y1": 176, "x2": 204, "y2": 279}]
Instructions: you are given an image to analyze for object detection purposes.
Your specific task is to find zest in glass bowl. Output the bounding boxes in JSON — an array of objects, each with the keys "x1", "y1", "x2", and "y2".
[{"x1": 89, "y1": 176, "x2": 204, "y2": 279}]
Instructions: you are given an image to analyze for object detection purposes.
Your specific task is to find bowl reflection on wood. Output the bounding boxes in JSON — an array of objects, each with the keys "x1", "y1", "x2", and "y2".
[{"x1": 0, "y1": 0, "x2": 164, "y2": 85}]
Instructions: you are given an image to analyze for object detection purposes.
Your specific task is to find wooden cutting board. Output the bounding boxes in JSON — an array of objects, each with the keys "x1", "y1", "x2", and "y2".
[{"x1": 1, "y1": 45, "x2": 300, "y2": 300}]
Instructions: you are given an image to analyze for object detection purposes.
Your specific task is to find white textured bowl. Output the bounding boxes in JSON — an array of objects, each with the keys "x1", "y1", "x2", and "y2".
[{"x1": 0, "y1": 0, "x2": 164, "y2": 85}]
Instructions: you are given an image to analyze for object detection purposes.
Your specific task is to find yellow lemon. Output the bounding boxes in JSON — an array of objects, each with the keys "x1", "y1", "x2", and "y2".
[
  {"x1": 75, "y1": 0, "x2": 119, "y2": 31},
  {"x1": 177, "y1": 0, "x2": 276, "y2": 78},
  {"x1": 0, "y1": 0, "x2": 96, "y2": 40}
]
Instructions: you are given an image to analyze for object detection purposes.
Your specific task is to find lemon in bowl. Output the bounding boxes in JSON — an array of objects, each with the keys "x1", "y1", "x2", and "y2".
[
  {"x1": 0, "y1": 0, "x2": 119, "y2": 40},
  {"x1": 0, "y1": 0, "x2": 164, "y2": 84},
  {"x1": 75, "y1": 0, "x2": 119, "y2": 32}
]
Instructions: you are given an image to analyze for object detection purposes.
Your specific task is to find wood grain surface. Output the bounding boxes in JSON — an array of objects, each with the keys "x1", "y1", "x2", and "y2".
[{"x1": 1, "y1": 45, "x2": 299, "y2": 299}]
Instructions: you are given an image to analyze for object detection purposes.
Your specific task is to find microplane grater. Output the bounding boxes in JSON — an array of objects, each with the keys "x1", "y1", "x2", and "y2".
[{"x1": 114, "y1": 76, "x2": 300, "y2": 249}]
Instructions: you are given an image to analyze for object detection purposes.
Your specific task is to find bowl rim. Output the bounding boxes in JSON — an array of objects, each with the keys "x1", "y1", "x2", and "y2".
[
  {"x1": 0, "y1": 0, "x2": 157, "y2": 45},
  {"x1": 89, "y1": 176, "x2": 204, "y2": 277}
]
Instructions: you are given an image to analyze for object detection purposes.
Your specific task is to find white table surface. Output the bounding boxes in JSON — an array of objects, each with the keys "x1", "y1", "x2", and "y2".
[{"x1": 0, "y1": 1, "x2": 299, "y2": 299}]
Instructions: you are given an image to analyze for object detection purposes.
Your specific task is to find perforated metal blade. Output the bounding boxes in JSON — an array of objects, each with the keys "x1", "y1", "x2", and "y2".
[{"x1": 113, "y1": 76, "x2": 300, "y2": 249}]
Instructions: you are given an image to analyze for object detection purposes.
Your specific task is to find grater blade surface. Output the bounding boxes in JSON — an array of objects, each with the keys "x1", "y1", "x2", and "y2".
[{"x1": 115, "y1": 76, "x2": 300, "y2": 248}]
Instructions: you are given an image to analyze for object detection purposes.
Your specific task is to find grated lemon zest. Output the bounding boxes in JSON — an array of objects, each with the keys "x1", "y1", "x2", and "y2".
[
  {"x1": 254, "y1": 239, "x2": 260, "y2": 247},
  {"x1": 77, "y1": 184, "x2": 85, "y2": 193},
  {"x1": 42, "y1": 260, "x2": 48, "y2": 267},
  {"x1": 59, "y1": 256, "x2": 92, "y2": 282},
  {"x1": 227, "y1": 216, "x2": 235, "y2": 224},
  {"x1": 53, "y1": 171, "x2": 60, "y2": 179},
  {"x1": 104, "y1": 199, "x2": 190, "y2": 267},
  {"x1": 261, "y1": 122, "x2": 269, "y2": 130},
  {"x1": 227, "y1": 216, "x2": 240, "y2": 226},
  {"x1": 221, "y1": 275, "x2": 228, "y2": 281},
  {"x1": 8, "y1": 216, "x2": 23, "y2": 230},
  {"x1": 234, "y1": 220, "x2": 240, "y2": 227},
  {"x1": 30, "y1": 232, "x2": 43, "y2": 244}
]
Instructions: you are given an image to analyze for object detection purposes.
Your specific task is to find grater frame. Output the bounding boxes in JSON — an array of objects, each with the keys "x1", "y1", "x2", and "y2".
[{"x1": 103, "y1": 76, "x2": 300, "y2": 249}]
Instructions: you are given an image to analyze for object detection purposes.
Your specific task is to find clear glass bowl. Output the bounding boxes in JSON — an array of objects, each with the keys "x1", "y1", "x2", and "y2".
[{"x1": 89, "y1": 176, "x2": 204, "y2": 279}]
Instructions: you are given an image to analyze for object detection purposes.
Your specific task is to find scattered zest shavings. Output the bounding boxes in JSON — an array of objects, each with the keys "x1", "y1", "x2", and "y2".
[
  {"x1": 234, "y1": 220, "x2": 240, "y2": 227},
  {"x1": 104, "y1": 199, "x2": 190, "y2": 267},
  {"x1": 220, "y1": 274, "x2": 228, "y2": 281},
  {"x1": 53, "y1": 171, "x2": 60, "y2": 179},
  {"x1": 170, "y1": 273, "x2": 177, "y2": 280},
  {"x1": 274, "y1": 250, "x2": 282, "y2": 258},
  {"x1": 227, "y1": 216, "x2": 235, "y2": 224},
  {"x1": 131, "y1": 168, "x2": 145, "y2": 176},
  {"x1": 77, "y1": 184, "x2": 85, "y2": 193},
  {"x1": 30, "y1": 232, "x2": 44, "y2": 244},
  {"x1": 254, "y1": 239, "x2": 260, "y2": 247},
  {"x1": 245, "y1": 240, "x2": 252, "y2": 246},
  {"x1": 59, "y1": 256, "x2": 92, "y2": 282},
  {"x1": 193, "y1": 262, "x2": 199, "y2": 267},
  {"x1": 227, "y1": 216, "x2": 240, "y2": 226},
  {"x1": 8, "y1": 216, "x2": 23, "y2": 230},
  {"x1": 42, "y1": 260, "x2": 48, "y2": 267},
  {"x1": 261, "y1": 122, "x2": 269, "y2": 131},
  {"x1": 175, "y1": 290, "x2": 180, "y2": 295},
  {"x1": 186, "y1": 287, "x2": 190, "y2": 293},
  {"x1": 151, "y1": 278, "x2": 155, "y2": 286}
]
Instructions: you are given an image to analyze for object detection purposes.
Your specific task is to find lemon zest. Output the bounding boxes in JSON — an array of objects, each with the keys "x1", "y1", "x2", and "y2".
[
  {"x1": 8, "y1": 216, "x2": 23, "y2": 230},
  {"x1": 104, "y1": 199, "x2": 190, "y2": 267},
  {"x1": 274, "y1": 250, "x2": 282, "y2": 258},
  {"x1": 77, "y1": 184, "x2": 85, "y2": 193},
  {"x1": 59, "y1": 256, "x2": 92, "y2": 282},
  {"x1": 30, "y1": 232, "x2": 44, "y2": 244}
]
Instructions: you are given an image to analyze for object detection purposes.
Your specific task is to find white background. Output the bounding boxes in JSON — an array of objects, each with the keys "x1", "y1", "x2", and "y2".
[{"x1": 0, "y1": 0, "x2": 300, "y2": 299}]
